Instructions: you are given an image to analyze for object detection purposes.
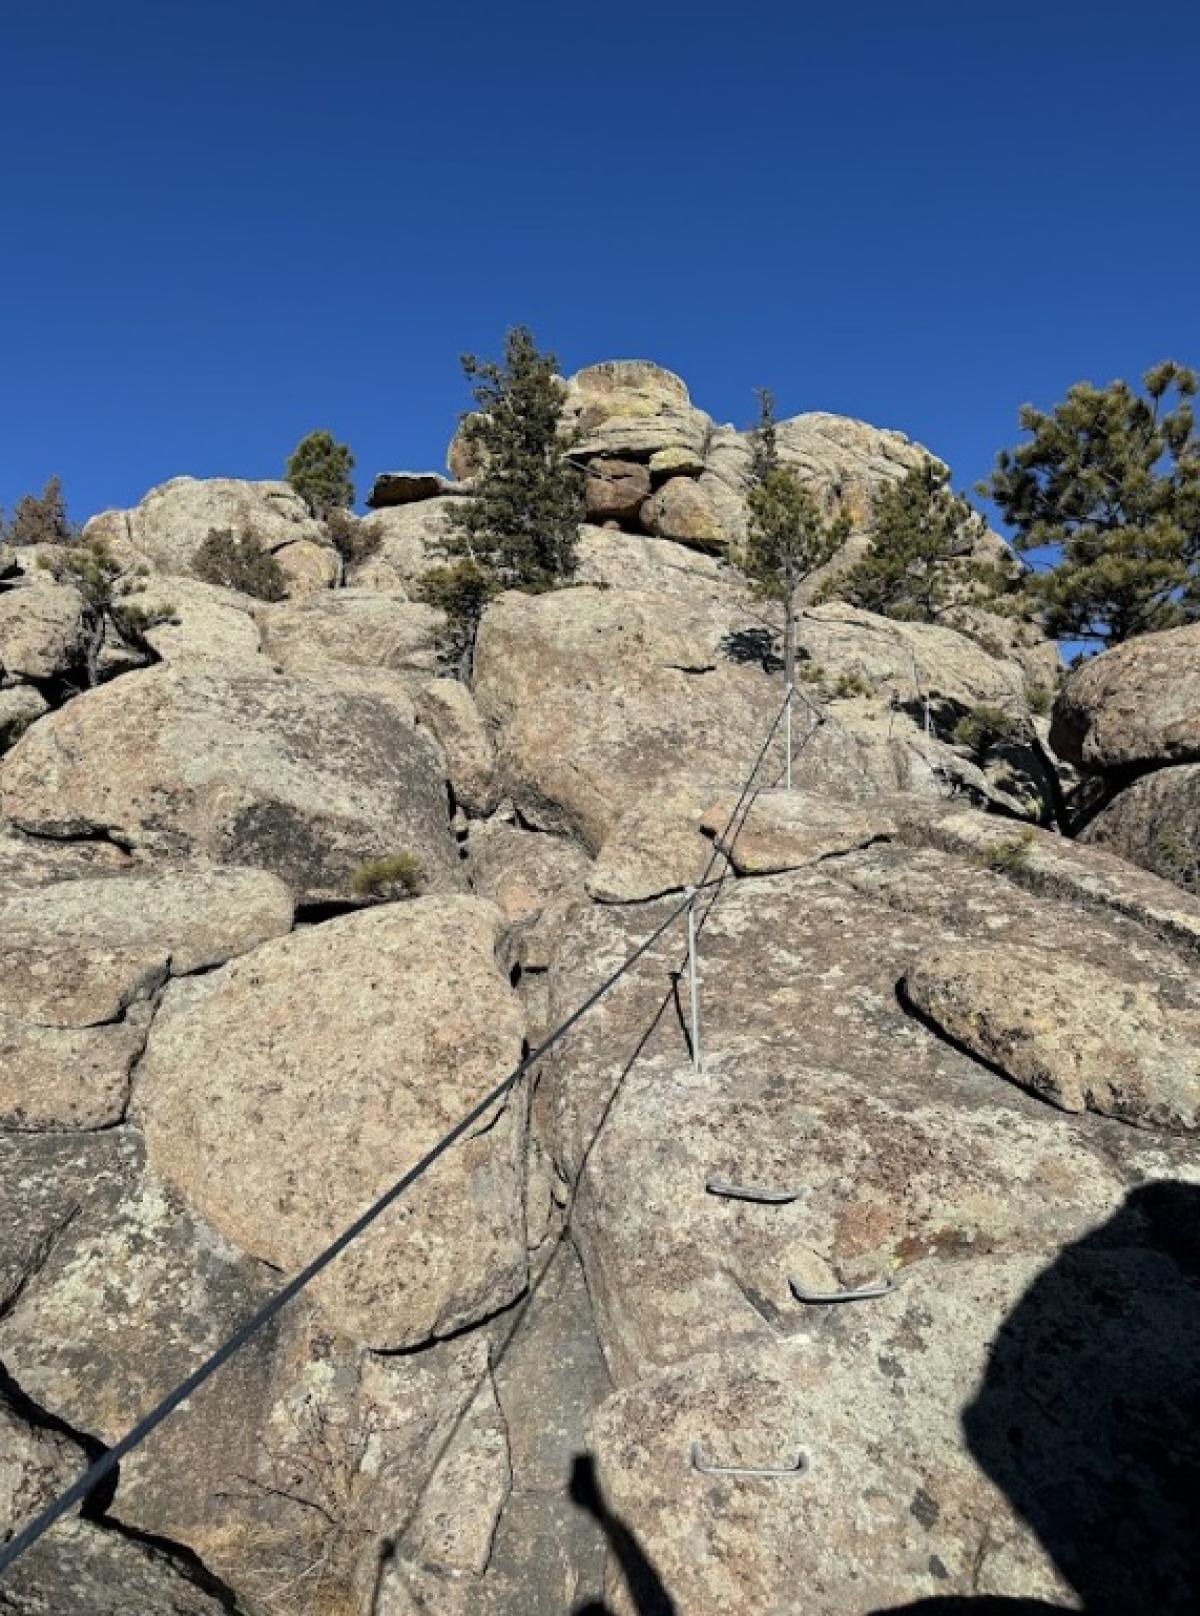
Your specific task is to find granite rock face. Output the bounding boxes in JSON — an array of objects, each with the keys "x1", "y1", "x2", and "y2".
[
  {"x1": 0, "y1": 665, "x2": 462, "y2": 904},
  {"x1": 7, "y1": 361, "x2": 1200, "y2": 1616}
]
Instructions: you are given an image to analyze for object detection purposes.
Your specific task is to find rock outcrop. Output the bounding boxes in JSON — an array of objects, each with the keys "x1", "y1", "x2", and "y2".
[
  {"x1": 7, "y1": 359, "x2": 1200, "y2": 1616},
  {"x1": 84, "y1": 476, "x2": 335, "y2": 595}
]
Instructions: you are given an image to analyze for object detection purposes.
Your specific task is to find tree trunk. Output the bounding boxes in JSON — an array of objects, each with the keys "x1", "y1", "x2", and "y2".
[{"x1": 783, "y1": 585, "x2": 797, "y2": 694}]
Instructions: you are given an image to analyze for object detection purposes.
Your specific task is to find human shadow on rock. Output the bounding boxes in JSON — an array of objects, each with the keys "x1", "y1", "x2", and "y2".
[
  {"x1": 569, "y1": 1452, "x2": 677, "y2": 1615},
  {"x1": 874, "y1": 1181, "x2": 1200, "y2": 1615}
]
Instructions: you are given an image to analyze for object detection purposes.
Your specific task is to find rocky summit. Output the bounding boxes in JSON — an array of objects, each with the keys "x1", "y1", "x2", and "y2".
[{"x1": 1, "y1": 361, "x2": 1198, "y2": 1616}]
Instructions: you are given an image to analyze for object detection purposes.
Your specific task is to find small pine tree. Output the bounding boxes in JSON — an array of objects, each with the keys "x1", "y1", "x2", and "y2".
[
  {"x1": 448, "y1": 327, "x2": 583, "y2": 588},
  {"x1": 829, "y1": 459, "x2": 990, "y2": 622},
  {"x1": 424, "y1": 326, "x2": 584, "y2": 674},
  {"x1": 4, "y1": 477, "x2": 74, "y2": 546},
  {"x1": 985, "y1": 361, "x2": 1200, "y2": 645},
  {"x1": 286, "y1": 430, "x2": 356, "y2": 519},
  {"x1": 733, "y1": 390, "x2": 851, "y2": 692},
  {"x1": 36, "y1": 538, "x2": 173, "y2": 687}
]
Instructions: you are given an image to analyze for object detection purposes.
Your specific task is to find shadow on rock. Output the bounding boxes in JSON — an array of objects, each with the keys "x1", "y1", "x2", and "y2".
[
  {"x1": 569, "y1": 1452, "x2": 677, "y2": 1615},
  {"x1": 875, "y1": 1181, "x2": 1200, "y2": 1615}
]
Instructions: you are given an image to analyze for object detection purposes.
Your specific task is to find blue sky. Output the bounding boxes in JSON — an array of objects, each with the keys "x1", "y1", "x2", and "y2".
[{"x1": 2, "y1": 0, "x2": 1197, "y2": 531}]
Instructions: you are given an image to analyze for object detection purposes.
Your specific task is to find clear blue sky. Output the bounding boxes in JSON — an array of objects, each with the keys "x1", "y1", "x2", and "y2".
[{"x1": 2, "y1": 0, "x2": 1197, "y2": 529}]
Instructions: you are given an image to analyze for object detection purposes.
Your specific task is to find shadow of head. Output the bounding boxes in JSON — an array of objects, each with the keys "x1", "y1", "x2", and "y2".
[{"x1": 961, "y1": 1181, "x2": 1200, "y2": 1613}]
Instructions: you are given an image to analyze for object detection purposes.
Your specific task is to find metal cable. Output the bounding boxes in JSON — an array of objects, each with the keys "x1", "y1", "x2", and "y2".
[{"x1": 0, "y1": 696, "x2": 790, "y2": 1580}]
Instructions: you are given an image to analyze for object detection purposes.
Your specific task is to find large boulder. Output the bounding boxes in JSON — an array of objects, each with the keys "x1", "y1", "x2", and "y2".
[
  {"x1": 472, "y1": 584, "x2": 780, "y2": 850},
  {"x1": 0, "y1": 864, "x2": 292, "y2": 1130},
  {"x1": 418, "y1": 676, "x2": 499, "y2": 815},
  {"x1": 905, "y1": 940, "x2": 1200, "y2": 1131},
  {"x1": 562, "y1": 360, "x2": 713, "y2": 463},
  {"x1": 0, "y1": 665, "x2": 462, "y2": 904},
  {"x1": 0, "y1": 577, "x2": 87, "y2": 682},
  {"x1": 1081, "y1": 762, "x2": 1200, "y2": 893},
  {"x1": 639, "y1": 476, "x2": 727, "y2": 548},
  {"x1": 368, "y1": 470, "x2": 469, "y2": 507},
  {"x1": 582, "y1": 458, "x2": 651, "y2": 525},
  {"x1": 136, "y1": 574, "x2": 265, "y2": 667},
  {"x1": 135, "y1": 895, "x2": 527, "y2": 1348},
  {"x1": 0, "y1": 682, "x2": 47, "y2": 749},
  {"x1": 83, "y1": 476, "x2": 335, "y2": 592},
  {"x1": 0, "y1": 1128, "x2": 505, "y2": 1609},
  {"x1": 1051, "y1": 622, "x2": 1200, "y2": 771}
]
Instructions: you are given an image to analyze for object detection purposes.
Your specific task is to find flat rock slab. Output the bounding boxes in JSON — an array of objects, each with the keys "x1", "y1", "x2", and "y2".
[
  {"x1": 0, "y1": 665, "x2": 463, "y2": 904},
  {"x1": 136, "y1": 895, "x2": 527, "y2": 1348},
  {"x1": 905, "y1": 940, "x2": 1200, "y2": 1130},
  {"x1": 700, "y1": 787, "x2": 898, "y2": 873},
  {"x1": 368, "y1": 470, "x2": 469, "y2": 506}
]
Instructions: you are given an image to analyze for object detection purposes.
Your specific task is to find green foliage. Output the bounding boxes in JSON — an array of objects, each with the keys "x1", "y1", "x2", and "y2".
[
  {"x1": 829, "y1": 459, "x2": 991, "y2": 622},
  {"x1": 37, "y1": 538, "x2": 173, "y2": 686},
  {"x1": 952, "y1": 703, "x2": 1017, "y2": 759},
  {"x1": 351, "y1": 850, "x2": 424, "y2": 901},
  {"x1": 832, "y1": 670, "x2": 872, "y2": 699},
  {"x1": 985, "y1": 361, "x2": 1200, "y2": 644},
  {"x1": 975, "y1": 828, "x2": 1036, "y2": 875},
  {"x1": 194, "y1": 527, "x2": 287, "y2": 601},
  {"x1": 446, "y1": 326, "x2": 584, "y2": 594},
  {"x1": 415, "y1": 560, "x2": 498, "y2": 673},
  {"x1": 325, "y1": 508, "x2": 381, "y2": 567},
  {"x1": 735, "y1": 383, "x2": 850, "y2": 607},
  {"x1": 286, "y1": 430, "x2": 356, "y2": 518},
  {"x1": 3, "y1": 477, "x2": 74, "y2": 546},
  {"x1": 749, "y1": 386, "x2": 779, "y2": 483},
  {"x1": 1027, "y1": 682, "x2": 1052, "y2": 717}
]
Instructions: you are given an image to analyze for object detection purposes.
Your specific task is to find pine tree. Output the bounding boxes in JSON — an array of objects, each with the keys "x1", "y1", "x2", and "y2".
[
  {"x1": 829, "y1": 458, "x2": 991, "y2": 622},
  {"x1": 448, "y1": 325, "x2": 583, "y2": 590},
  {"x1": 4, "y1": 476, "x2": 74, "y2": 546},
  {"x1": 420, "y1": 326, "x2": 584, "y2": 675},
  {"x1": 285, "y1": 431, "x2": 356, "y2": 519},
  {"x1": 733, "y1": 390, "x2": 851, "y2": 692},
  {"x1": 985, "y1": 361, "x2": 1200, "y2": 645}
]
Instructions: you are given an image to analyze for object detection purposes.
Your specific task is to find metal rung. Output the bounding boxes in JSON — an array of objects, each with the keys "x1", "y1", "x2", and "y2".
[
  {"x1": 790, "y1": 1275, "x2": 898, "y2": 1304},
  {"x1": 705, "y1": 1176, "x2": 802, "y2": 1205},
  {"x1": 691, "y1": 1441, "x2": 808, "y2": 1478}
]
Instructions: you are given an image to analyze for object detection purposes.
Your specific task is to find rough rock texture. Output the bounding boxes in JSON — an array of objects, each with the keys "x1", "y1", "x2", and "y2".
[
  {"x1": 83, "y1": 475, "x2": 333, "y2": 587},
  {"x1": 472, "y1": 583, "x2": 781, "y2": 850},
  {"x1": 639, "y1": 475, "x2": 725, "y2": 548},
  {"x1": 0, "y1": 864, "x2": 291, "y2": 1130},
  {"x1": 136, "y1": 896, "x2": 527, "y2": 1348},
  {"x1": 563, "y1": 360, "x2": 713, "y2": 462},
  {"x1": 0, "y1": 683, "x2": 48, "y2": 749},
  {"x1": 349, "y1": 497, "x2": 461, "y2": 591},
  {"x1": 1082, "y1": 763, "x2": 1200, "y2": 894},
  {"x1": 538, "y1": 819, "x2": 1200, "y2": 1611},
  {"x1": 0, "y1": 578, "x2": 87, "y2": 682},
  {"x1": 418, "y1": 676, "x2": 499, "y2": 815},
  {"x1": 137, "y1": 575, "x2": 264, "y2": 667},
  {"x1": 257, "y1": 589, "x2": 444, "y2": 684},
  {"x1": 0, "y1": 665, "x2": 462, "y2": 904},
  {"x1": 0, "y1": 1129, "x2": 512, "y2": 1610},
  {"x1": 586, "y1": 775, "x2": 723, "y2": 903},
  {"x1": 582, "y1": 458, "x2": 651, "y2": 525},
  {"x1": 906, "y1": 941, "x2": 1200, "y2": 1130},
  {"x1": 701, "y1": 787, "x2": 899, "y2": 874},
  {"x1": 1052, "y1": 621, "x2": 1200, "y2": 770}
]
